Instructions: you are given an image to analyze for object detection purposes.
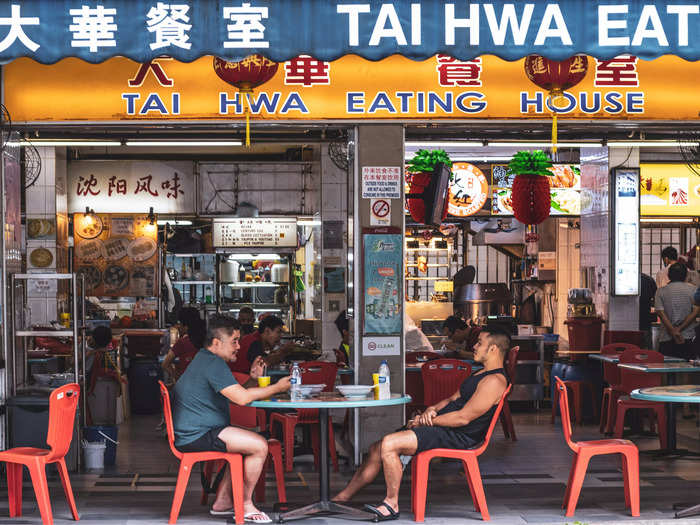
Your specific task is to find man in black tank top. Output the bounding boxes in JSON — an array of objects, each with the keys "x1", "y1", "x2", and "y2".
[{"x1": 332, "y1": 326, "x2": 510, "y2": 521}]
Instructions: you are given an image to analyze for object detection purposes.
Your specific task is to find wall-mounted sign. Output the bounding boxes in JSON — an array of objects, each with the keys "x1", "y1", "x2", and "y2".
[
  {"x1": 640, "y1": 164, "x2": 700, "y2": 217},
  {"x1": 448, "y1": 163, "x2": 488, "y2": 217},
  {"x1": 68, "y1": 161, "x2": 195, "y2": 214},
  {"x1": 612, "y1": 168, "x2": 640, "y2": 296},
  {"x1": 8, "y1": 55, "x2": 700, "y2": 122},
  {"x1": 370, "y1": 198, "x2": 391, "y2": 226},
  {"x1": 363, "y1": 232, "x2": 402, "y2": 335},
  {"x1": 362, "y1": 167, "x2": 401, "y2": 199},
  {"x1": 491, "y1": 164, "x2": 581, "y2": 216},
  {"x1": 73, "y1": 214, "x2": 159, "y2": 297},
  {"x1": 362, "y1": 336, "x2": 400, "y2": 358},
  {"x1": 212, "y1": 218, "x2": 297, "y2": 249}
]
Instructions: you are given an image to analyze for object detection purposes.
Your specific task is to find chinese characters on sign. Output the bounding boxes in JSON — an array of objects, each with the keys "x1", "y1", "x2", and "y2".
[
  {"x1": 361, "y1": 166, "x2": 401, "y2": 199},
  {"x1": 284, "y1": 55, "x2": 331, "y2": 86},
  {"x1": 594, "y1": 55, "x2": 639, "y2": 87},
  {"x1": 212, "y1": 218, "x2": 297, "y2": 248},
  {"x1": 68, "y1": 161, "x2": 195, "y2": 214},
  {"x1": 436, "y1": 55, "x2": 482, "y2": 86}
]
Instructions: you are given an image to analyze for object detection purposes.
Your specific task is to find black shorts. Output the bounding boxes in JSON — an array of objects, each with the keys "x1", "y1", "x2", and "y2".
[
  {"x1": 410, "y1": 426, "x2": 480, "y2": 453},
  {"x1": 178, "y1": 427, "x2": 228, "y2": 453}
]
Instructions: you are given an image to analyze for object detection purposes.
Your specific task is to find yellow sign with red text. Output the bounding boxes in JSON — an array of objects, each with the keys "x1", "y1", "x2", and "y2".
[{"x1": 4, "y1": 54, "x2": 700, "y2": 122}]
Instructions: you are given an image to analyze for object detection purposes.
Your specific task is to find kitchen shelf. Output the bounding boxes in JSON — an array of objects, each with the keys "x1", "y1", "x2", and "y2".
[
  {"x1": 222, "y1": 303, "x2": 290, "y2": 309},
  {"x1": 224, "y1": 282, "x2": 286, "y2": 287},
  {"x1": 166, "y1": 253, "x2": 215, "y2": 257},
  {"x1": 172, "y1": 280, "x2": 215, "y2": 285}
]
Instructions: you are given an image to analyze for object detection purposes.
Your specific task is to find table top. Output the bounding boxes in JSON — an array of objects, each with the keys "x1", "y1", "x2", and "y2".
[
  {"x1": 618, "y1": 362, "x2": 700, "y2": 373},
  {"x1": 250, "y1": 393, "x2": 411, "y2": 409},
  {"x1": 632, "y1": 386, "x2": 700, "y2": 403},
  {"x1": 406, "y1": 359, "x2": 480, "y2": 373},
  {"x1": 589, "y1": 354, "x2": 685, "y2": 364},
  {"x1": 267, "y1": 366, "x2": 354, "y2": 377}
]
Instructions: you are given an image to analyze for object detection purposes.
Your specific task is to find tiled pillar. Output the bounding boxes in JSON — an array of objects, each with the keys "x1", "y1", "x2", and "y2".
[{"x1": 25, "y1": 147, "x2": 68, "y2": 325}]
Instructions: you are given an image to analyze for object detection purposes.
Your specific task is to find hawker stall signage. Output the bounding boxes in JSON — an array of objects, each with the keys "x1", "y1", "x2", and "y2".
[
  {"x1": 2, "y1": 2, "x2": 700, "y2": 64},
  {"x1": 10, "y1": 52, "x2": 700, "y2": 121},
  {"x1": 68, "y1": 161, "x2": 195, "y2": 214},
  {"x1": 212, "y1": 218, "x2": 297, "y2": 248}
]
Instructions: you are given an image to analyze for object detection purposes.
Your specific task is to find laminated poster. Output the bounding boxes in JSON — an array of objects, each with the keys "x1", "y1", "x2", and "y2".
[{"x1": 363, "y1": 233, "x2": 402, "y2": 334}]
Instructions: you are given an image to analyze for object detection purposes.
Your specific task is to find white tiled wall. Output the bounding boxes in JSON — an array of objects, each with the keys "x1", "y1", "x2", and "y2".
[{"x1": 555, "y1": 220, "x2": 581, "y2": 344}]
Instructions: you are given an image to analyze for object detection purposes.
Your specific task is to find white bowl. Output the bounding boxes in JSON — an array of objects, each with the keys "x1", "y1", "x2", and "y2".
[
  {"x1": 297, "y1": 384, "x2": 325, "y2": 396},
  {"x1": 337, "y1": 385, "x2": 374, "y2": 398}
]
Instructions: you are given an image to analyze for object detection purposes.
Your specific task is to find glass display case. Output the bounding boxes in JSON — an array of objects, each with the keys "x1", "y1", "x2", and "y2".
[
  {"x1": 216, "y1": 252, "x2": 293, "y2": 328},
  {"x1": 164, "y1": 253, "x2": 217, "y2": 316}
]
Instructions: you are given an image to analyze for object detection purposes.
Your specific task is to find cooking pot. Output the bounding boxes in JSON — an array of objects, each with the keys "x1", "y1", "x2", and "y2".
[
  {"x1": 271, "y1": 263, "x2": 289, "y2": 283},
  {"x1": 220, "y1": 260, "x2": 240, "y2": 282}
]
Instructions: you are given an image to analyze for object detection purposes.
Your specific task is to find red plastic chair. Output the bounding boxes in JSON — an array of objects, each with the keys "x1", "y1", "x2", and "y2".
[
  {"x1": 598, "y1": 343, "x2": 640, "y2": 434},
  {"x1": 406, "y1": 351, "x2": 442, "y2": 364},
  {"x1": 159, "y1": 381, "x2": 245, "y2": 525},
  {"x1": 412, "y1": 384, "x2": 512, "y2": 522},
  {"x1": 612, "y1": 349, "x2": 667, "y2": 447},
  {"x1": 555, "y1": 377, "x2": 640, "y2": 517},
  {"x1": 200, "y1": 372, "x2": 286, "y2": 506},
  {"x1": 269, "y1": 361, "x2": 339, "y2": 472},
  {"x1": 421, "y1": 359, "x2": 472, "y2": 407},
  {"x1": 0, "y1": 383, "x2": 80, "y2": 525},
  {"x1": 604, "y1": 330, "x2": 644, "y2": 348},
  {"x1": 500, "y1": 346, "x2": 519, "y2": 441}
]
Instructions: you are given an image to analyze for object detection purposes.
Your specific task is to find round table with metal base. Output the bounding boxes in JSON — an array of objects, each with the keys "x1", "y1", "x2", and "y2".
[
  {"x1": 251, "y1": 393, "x2": 411, "y2": 522},
  {"x1": 631, "y1": 386, "x2": 700, "y2": 519}
]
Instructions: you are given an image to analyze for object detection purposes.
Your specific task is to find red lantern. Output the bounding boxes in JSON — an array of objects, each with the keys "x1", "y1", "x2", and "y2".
[
  {"x1": 511, "y1": 173, "x2": 551, "y2": 225},
  {"x1": 406, "y1": 171, "x2": 448, "y2": 224},
  {"x1": 213, "y1": 55, "x2": 279, "y2": 147},
  {"x1": 523, "y1": 55, "x2": 588, "y2": 152}
]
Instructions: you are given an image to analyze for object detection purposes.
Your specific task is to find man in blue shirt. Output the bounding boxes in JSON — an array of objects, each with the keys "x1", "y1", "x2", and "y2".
[{"x1": 173, "y1": 314, "x2": 290, "y2": 522}]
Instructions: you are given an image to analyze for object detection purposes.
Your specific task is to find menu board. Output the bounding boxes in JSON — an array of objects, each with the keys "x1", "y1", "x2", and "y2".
[
  {"x1": 491, "y1": 164, "x2": 582, "y2": 216},
  {"x1": 612, "y1": 168, "x2": 640, "y2": 296},
  {"x1": 213, "y1": 218, "x2": 297, "y2": 248},
  {"x1": 73, "y1": 214, "x2": 159, "y2": 297},
  {"x1": 640, "y1": 163, "x2": 700, "y2": 216}
]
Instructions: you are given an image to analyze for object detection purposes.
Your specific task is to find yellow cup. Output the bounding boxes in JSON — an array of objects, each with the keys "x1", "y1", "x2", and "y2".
[
  {"x1": 372, "y1": 373, "x2": 380, "y2": 399},
  {"x1": 258, "y1": 376, "x2": 271, "y2": 388}
]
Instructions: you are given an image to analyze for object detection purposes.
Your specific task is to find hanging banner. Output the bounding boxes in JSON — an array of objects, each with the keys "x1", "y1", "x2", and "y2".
[
  {"x1": 68, "y1": 161, "x2": 195, "y2": 214},
  {"x1": 363, "y1": 232, "x2": 402, "y2": 335},
  {"x1": 6, "y1": 53, "x2": 700, "y2": 122},
  {"x1": 1, "y1": 1, "x2": 700, "y2": 64}
]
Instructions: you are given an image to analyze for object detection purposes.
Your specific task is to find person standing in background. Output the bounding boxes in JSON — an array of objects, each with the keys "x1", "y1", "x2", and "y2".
[
  {"x1": 162, "y1": 307, "x2": 206, "y2": 381},
  {"x1": 655, "y1": 263, "x2": 699, "y2": 360},
  {"x1": 656, "y1": 246, "x2": 699, "y2": 288},
  {"x1": 639, "y1": 273, "x2": 657, "y2": 349},
  {"x1": 334, "y1": 310, "x2": 350, "y2": 365},
  {"x1": 237, "y1": 306, "x2": 256, "y2": 336}
]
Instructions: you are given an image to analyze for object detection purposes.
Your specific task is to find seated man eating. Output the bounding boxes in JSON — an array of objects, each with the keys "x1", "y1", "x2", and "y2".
[
  {"x1": 173, "y1": 314, "x2": 290, "y2": 523},
  {"x1": 333, "y1": 326, "x2": 510, "y2": 521}
]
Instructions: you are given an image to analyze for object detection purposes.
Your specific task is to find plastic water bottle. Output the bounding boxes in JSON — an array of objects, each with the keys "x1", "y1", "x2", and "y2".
[
  {"x1": 290, "y1": 362, "x2": 302, "y2": 400},
  {"x1": 378, "y1": 360, "x2": 390, "y2": 400}
]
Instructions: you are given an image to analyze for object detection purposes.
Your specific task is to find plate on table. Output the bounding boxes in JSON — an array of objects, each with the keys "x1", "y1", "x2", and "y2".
[
  {"x1": 297, "y1": 384, "x2": 326, "y2": 397},
  {"x1": 337, "y1": 385, "x2": 374, "y2": 398},
  {"x1": 103, "y1": 265, "x2": 129, "y2": 290},
  {"x1": 127, "y1": 237, "x2": 157, "y2": 262}
]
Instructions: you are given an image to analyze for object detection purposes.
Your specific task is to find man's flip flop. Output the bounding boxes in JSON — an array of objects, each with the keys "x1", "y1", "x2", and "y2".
[
  {"x1": 244, "y1": 511, "x2": 273, "y2": 523},
  {"x1": 209, "y1": 507, "x2": 236, "y2": 516},
  {"x1": 364, "y1": 502, "x2": 400, "y2": 522}
]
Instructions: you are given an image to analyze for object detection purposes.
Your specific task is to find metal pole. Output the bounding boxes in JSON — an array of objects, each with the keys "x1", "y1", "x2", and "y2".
[
  {"x1": 318, "y1": 408, "x2": 330, "y2": 502},
  {"x1": 72, "y1": 275, "x2": 79, "y2": 386},
  {"x1": 8, "y1": 275, "x2": 15, "y2": 397},
  {"x1": 80, "y1": 275, "x2": 87, "y2": 428}
]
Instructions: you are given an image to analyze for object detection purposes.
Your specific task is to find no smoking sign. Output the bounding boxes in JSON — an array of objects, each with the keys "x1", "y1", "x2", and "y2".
[{"x1": 370, "y1": 198, "x2": 391, "y2": 226}]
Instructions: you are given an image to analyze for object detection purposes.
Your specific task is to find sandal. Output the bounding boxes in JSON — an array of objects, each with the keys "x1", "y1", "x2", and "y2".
[
  {"x1": 244, "y1": 511, "x2": 272, "y2": 523},
  {"x1": 209, "y1": 507, "x2": 236, "y2": 516},
  {"x1": 364, "y1": 502, "x2": 400, "y2": 522}
]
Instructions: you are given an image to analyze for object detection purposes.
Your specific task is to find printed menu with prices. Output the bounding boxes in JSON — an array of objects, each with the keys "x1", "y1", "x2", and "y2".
[{"x1": 213, "y1": 218, "x2": 298, "y2": 248}]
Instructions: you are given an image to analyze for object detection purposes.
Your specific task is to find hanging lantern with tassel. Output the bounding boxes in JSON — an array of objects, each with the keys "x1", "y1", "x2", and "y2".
[
  {"x1": 523, "y1": 55, "x2": 588, "y2": 153},
  {"x1": 213, "y1": 55, "x2": 279, "y2": 147},
  {"x1": 508, "y1": 150, "x2": 553, "y2": 225}
]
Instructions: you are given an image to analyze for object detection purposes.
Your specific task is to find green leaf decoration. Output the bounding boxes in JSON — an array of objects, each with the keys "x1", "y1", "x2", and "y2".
[
  {"x1": 407, "y1": 149, "x2": 453, "y2": 173},
  {"x1": 507, "y1": 150, "x2": 553, "y2": 177}
]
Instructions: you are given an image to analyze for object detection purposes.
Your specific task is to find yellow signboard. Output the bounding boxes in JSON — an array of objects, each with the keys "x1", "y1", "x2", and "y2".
[
  {"x1": 4, "y1": 54, "x2": 700, "y2": 122},
  {"x1": 640, "y1": 164, "x2": 700, "y2": 217}
]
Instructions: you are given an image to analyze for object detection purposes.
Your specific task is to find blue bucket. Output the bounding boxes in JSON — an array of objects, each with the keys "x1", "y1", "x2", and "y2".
[{"x1": 84, "y1": 426, "x2": 118, "y2": 466}]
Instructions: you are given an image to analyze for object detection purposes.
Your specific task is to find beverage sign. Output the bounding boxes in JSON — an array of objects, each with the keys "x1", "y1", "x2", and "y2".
[
  {"x1": 613, "y1": 168, "x2": 640, "y2": 296},
  {"x1": 363, "y1": 233, "x2": 402, "y2": 335},
  {"x1": 212, "y1": 218, "x2": 297, "y2": 248}
]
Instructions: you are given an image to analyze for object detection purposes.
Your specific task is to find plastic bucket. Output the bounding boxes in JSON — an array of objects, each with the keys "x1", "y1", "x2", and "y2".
[
  {"x1": 83, "y1": 440, "x2": 106, "y2": 470},
  {"x1": 565, "y1": 317, "x2": 604, "y2": 351},
  {"x1": 84, "y1": 426, "x2": 119, "y2": 466}
]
